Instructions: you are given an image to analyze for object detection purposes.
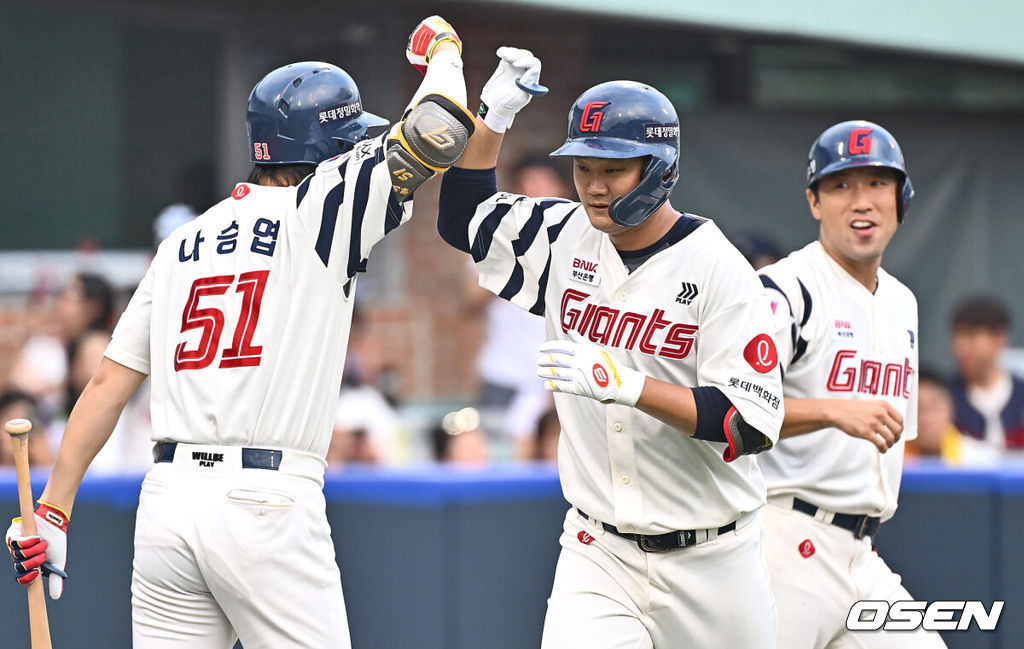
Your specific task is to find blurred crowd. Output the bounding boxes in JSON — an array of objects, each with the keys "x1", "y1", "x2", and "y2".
[{"x1": 1, "y1": 154, "x2": 1021, "y2": 473}]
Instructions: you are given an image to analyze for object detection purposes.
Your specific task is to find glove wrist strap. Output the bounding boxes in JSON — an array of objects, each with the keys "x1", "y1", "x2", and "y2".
[
  {"x1": 478, "y1": 101, "x2": 515, "y2": 133},
  {"x1": 616, "y1": 371, "x2": 645, "y2": 407},
  {"x1": 36, "y1": 501, "x2": 70, "y2": 531}
]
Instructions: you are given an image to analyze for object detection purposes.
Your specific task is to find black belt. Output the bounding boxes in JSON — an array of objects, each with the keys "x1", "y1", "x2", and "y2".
[
  {"x1": 792, "y1": 498, "x2": 880, "y2": 540},
  {"x1": 577, "y1": 509, "x2": 737, "y2": 553},
  {"x1": 153, "y1": 442, "x2": 282, "y2": 471}
]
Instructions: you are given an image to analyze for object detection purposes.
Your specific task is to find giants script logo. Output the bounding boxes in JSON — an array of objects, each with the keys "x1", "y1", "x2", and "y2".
[
  {"x1": 826, "y1": 350, "x2": 913, "y2": 397},
  {"x1": 560, "y1": 289, "x2": 698, "y2": 360},
  {"x1": 580, "y1": 101, "x2": 610, "y2": 133},
  {"x1": 849, "y1": 128, "x2": 873, "y2": 155}
]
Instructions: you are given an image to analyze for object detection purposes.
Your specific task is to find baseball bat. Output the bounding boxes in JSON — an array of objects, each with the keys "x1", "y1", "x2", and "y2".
[{"x1": 6, "y1": 418, "x2": 53, "y2": 649}]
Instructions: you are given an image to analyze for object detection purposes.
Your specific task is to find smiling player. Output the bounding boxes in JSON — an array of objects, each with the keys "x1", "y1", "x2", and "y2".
[{"x1": 758, "y1": 120, "x2": 946, "y2": 648}]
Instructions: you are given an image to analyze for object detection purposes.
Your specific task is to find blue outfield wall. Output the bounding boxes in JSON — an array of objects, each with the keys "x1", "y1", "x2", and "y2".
[{"x1": 0, "y1": 461, "x2": 1018, "y2": 648}]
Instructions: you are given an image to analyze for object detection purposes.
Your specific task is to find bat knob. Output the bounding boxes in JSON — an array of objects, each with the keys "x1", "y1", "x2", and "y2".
[
  {"x1": 516, "y1": 80, "x2": 549, "y2": 97},
  {"x1": 5, "y1": 418, "x2": 32, "y2": 436}
]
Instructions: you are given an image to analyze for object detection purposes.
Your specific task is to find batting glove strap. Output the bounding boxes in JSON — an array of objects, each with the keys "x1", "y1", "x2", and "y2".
[
  {"x1": 35, "y1": 501, "x2": 70, "y2": 532},
  {"x1": 478, "y1": 47, "x2": 543, "y2": 133},
  {"x1": 722, "y1": 407, "x2": 774, "y2": 463},
  {"x1": 537, "y1": 340, "x2": 646, "y2": 407},
  {"x1": 406, "y1": 16, "x2": 462, "y2": 76}
]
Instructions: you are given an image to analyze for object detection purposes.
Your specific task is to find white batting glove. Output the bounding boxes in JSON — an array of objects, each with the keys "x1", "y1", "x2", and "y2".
[
  {"x1": 479, "y1": 47, "x2": 543, "y2": 133},
  {"x1": 538, "y1": 340, "x2": 646, "y2": 407},
  {"x1": 6, "y1": 502, "x2": 70, "y2": 599},
  {"x1": 406, "y1": 16, "x2": 462, "y2": 75}
]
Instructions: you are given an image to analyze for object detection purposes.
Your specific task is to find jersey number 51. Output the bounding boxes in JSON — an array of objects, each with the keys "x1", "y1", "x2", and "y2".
[{"x1": 174, "y1": 270, "x2": 269, "y2": 371}]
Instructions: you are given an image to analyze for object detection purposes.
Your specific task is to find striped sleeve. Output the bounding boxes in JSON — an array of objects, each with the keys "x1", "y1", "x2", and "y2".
[
  {"x1": 467, "y1": 192, "x2": 579, "y2": 315},
  {"x1": 758, "y1": 263, "x2": 812, "y2": 372},
  {"x1": 294, "y1": 134, "x2": 411, "y2": 282}
]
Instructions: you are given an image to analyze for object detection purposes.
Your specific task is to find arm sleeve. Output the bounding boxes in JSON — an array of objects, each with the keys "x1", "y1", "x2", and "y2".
[
  {"x1": 104, "y1": 263, "x2": 155, "y2": 375},
  {"x1": 293, "y1": 134, "x2": 411, "y2": 282},
  {"x1": 402, "y1": 50, "x2": 467, "y2": 115},
  {"x1": 438, "y1": 167, "x2": 498, "y2": 252},
  {"x1": 695, "y1": 257, "x2": 785, "y2": 443},
  {"x1": 438, "y1": 182, "x2": 580, "y2": 316}
]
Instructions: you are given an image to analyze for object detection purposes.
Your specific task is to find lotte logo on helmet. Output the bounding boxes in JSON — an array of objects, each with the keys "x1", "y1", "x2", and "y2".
[{"x1": 580, "y1": 101, "x2": 610, "y2": 133}]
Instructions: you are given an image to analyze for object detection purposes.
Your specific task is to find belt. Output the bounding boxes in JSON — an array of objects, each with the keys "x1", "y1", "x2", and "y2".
[
  {"x1": 577, "y1": 509, "x2": 737, "y2": 553},
  {"x1": 153, "y1": 442, "x2": 282, "y2": 471},
  {"x1": 792, "y1": 497, "x2": 880, "y2": 540}
]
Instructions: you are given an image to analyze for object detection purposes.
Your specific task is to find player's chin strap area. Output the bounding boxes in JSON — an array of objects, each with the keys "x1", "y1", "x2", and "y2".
[{"x1": 385, "y1": 93, "x2": 475, "y2": 200}]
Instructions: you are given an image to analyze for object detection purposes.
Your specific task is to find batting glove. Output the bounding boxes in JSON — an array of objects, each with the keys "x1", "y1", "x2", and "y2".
[
  {"x1": 479, "y1": 47, "x2": 543, "y2": 133},
  {"x1": 6, "y1": 501, "x2": 69, "y2": 599},
  {"x1": 406, "y1": 15, "x2": 462, "y2": 76},
  {"x1": 538, "y1": 340, "x2": 646, "y2": 407}
]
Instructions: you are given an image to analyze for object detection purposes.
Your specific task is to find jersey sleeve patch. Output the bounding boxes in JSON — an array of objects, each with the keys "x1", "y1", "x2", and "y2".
[{"x1": 743, "y1": 334, "x2": 778, "y2": 374}]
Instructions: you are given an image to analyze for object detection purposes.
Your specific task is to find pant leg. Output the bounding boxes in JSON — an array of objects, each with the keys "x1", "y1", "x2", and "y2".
[
  {"x1": 541, "y1": 510, "x2": 654, "y2": 649},
  {"x1": 132, "y1": 472, "x2": 237, "y2": 649},
  {"x1": 200, "y1": 474, "x2": 351, "y2": 649},
  {"x1": 647, "y1": 513, "x2": 777, "y2": 649},
  {"x1": 828, "y1": 548, "x2": 947, "y2": 649},
  {"x1": 762, "y1": 503, "x2": 861, "y2": 649}
]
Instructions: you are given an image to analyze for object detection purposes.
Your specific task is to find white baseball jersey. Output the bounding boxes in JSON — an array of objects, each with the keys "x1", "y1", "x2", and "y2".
[
  {"x1": 466, "y1": 193, "x2": 784, "y2": 532},
  {"x1": 758, "y1": 241, "x2": 918, "y2": 521},
  {"x1": 105, "y1": 134, "x2": 410, "y2": 459}
]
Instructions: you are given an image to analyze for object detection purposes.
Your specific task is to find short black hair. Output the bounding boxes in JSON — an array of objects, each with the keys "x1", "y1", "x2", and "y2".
[
  {"x1": 247, "y1": 164, "x2": 316, "y2": 187},
  {"x1": 951, "y1": 295, "x2": 1011, "y2": 332}
]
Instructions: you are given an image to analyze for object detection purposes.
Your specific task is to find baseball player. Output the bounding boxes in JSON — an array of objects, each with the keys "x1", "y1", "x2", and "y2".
[
  {"x1": 5, "y1": 16, "x2": 473, "y2": 649},
  {"x1": 437, "y1": 47, "x2": 784, "y2": 649},
  {"x1": 758, "y1": 121, "x2": 946, "y2": 648}
]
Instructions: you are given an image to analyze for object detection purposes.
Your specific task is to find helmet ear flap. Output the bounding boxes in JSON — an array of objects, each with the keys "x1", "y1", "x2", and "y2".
[{"x1": 898, "y1": 176, "x2": 914, "y2": 223}]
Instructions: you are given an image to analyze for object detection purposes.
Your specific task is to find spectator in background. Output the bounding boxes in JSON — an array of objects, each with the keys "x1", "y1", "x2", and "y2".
[
  {"x1": 732, "y1": 231, "x2": 782, "y2": 271},
  {"x1": 328, "y1": 307, "x2": 407, "y2": 467},
  {"x1": 531, "y1": 405, "x2": 560, "y2": 462},
  {"x1": 430, "y1": 407, "x2": 489, "y2": 466},
  {"x1": 9, "y1": 272, "x2": 115, "y2": 416},
  {"x1": 464, "y1": 154, "x2": 572, "y2": 458},
  {"x1": 950, "y1": 295, "x2": 1024, "y2": 452},
  {"x1": 905, "y1": 367, "x2": 994, "y2": 464},
  {"x1": 0, "y1": 391, "x2": 50, "y2": 468}
]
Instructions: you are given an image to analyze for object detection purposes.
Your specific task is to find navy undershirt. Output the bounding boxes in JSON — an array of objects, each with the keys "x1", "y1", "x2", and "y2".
[{"x1": 616, "y1": 214, "x2": 705, "y2": 273}]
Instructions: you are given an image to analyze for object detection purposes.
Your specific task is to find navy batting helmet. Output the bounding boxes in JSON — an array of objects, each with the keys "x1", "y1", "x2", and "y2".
[
  {"x1": 807, "y1": 120, "x2": 914, "y2": 222},
  {"x1": 550, "y1": 80, "x2": 679, "y2": 228},
  {"x1": 246, "y1": 61, "x2": 389, "y2": 165}
]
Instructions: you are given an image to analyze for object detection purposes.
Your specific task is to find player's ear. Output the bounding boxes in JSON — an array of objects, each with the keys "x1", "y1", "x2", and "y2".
[{"x1": 805, "y1": 187, "x2": 822, "y2": 222}]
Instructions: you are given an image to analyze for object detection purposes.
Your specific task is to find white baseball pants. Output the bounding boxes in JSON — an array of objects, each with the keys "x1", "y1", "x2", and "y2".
[
  {"x1": 541, "y1": 508, "x2": 777, "y2": 649},
  {"x1": 130, "y1": 444, "x2": 350, "y2": 649},
  {"x1": 763, "y1": 499, "x2": 947, "y2": 649}
]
